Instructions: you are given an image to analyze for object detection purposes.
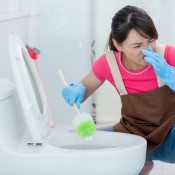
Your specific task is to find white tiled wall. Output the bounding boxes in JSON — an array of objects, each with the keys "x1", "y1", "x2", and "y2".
[{"x1": 149, "y1": 161, "x2": 175, "y2": 175}]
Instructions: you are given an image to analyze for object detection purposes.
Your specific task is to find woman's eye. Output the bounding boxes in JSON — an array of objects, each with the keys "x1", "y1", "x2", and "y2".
[
  {"x1": 134, "y1": 45, "x2": 141, "y2": 48},
  {"x1": 149, "y1": 39, "x2": 154, "y2": 43}
]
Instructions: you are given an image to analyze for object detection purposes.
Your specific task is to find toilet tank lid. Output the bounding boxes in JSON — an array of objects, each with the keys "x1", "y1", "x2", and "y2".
[{"x1": 0, "y1": 79, "x2": 15, "y2": 100}]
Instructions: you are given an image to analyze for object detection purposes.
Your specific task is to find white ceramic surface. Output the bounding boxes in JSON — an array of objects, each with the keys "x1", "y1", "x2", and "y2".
[{"x1": 0, "y1": 128, "x2": 147, "y2": 175}]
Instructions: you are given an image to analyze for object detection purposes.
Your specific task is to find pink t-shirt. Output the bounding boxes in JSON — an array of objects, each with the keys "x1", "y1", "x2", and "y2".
[{"x1": 92, "y1": 45, "x2": 175, "y2": 94}]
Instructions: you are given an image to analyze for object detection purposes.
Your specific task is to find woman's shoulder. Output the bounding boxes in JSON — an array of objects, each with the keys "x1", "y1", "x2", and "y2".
[
  {"x1": 92, "y1": 50, "x2": 120, "y2": 81},
  {"x1": 164, "y1": 44, "x2": 175, "y2": 66},
  {"x1": 165, "y1": 44, "x2": 175, "y2": 55}
]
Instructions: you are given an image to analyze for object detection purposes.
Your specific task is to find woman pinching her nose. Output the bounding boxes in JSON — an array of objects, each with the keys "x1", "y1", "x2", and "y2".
[
  {"x1": 142, "y1": 45, "x2": 175, "y2": 91},
  {"x1": 62, "y1": 5, "x2": 175, "y2": 175}
]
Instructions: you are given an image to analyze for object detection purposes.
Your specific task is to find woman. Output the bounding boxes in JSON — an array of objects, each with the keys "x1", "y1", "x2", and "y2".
[{"x1": 62, "y1": 5, "x2": 175, "y2": 174}]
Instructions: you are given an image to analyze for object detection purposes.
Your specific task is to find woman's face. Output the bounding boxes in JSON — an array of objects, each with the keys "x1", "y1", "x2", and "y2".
[{"x1": 114, "y1": 29, "x2": 156, "y2": 68}]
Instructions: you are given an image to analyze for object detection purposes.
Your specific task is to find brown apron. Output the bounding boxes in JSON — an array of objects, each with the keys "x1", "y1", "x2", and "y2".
[{"x1": 106, "y1": 44, "x2": 175, "y2": 153}]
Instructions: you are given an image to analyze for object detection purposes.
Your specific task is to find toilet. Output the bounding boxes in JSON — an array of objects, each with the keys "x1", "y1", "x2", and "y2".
[{"x1": 0, "y1": 30, "x2": 147, "y2": 175}]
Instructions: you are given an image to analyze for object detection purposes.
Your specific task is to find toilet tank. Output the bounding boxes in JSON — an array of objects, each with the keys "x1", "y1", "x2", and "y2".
[{"x1": 0, "y1": 79, "x2": 25, "y2": 149}]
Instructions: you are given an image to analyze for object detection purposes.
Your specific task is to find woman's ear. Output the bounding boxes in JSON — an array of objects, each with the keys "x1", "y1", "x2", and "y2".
[{"x1": 112, "y1": 39, "x2": 122, "y2": 51}]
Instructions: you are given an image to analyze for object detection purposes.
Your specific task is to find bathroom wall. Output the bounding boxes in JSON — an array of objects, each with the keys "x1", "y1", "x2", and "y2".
[{"x1": 0, "y1": 0, "x2": 36, "y2": 80}]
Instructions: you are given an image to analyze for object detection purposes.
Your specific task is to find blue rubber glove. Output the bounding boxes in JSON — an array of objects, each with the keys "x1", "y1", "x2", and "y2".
[
  {"x1": 141, "y1": 45, "x2": 175, "y2": 91},
  {"x1": 62, "y1": 83, "x2": 86, "y2": 109}
]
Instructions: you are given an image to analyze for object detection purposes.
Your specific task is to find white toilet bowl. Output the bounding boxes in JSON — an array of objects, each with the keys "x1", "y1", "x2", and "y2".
[{"x1": 0, "y1": 30, "x2": 147, "y2": 175}]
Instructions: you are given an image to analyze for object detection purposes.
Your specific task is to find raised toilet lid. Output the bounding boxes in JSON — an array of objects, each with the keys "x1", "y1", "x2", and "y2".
[{"x1": 9, "y1": 30, "x2": 52, "y2": 144}]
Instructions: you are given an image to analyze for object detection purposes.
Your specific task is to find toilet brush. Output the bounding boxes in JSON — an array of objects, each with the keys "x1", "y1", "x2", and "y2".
[{"x1": 58, "y1": 70, "x2": 96, "y2": 137}]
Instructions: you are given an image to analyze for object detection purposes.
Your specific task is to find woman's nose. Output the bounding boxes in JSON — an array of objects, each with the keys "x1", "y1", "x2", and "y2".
[
  {"x1": 140, "y1": 44, "x2": 149, "y2": 52},
  {"x1": 142, "y1": 42, "x2": 149, "y2": 49}
]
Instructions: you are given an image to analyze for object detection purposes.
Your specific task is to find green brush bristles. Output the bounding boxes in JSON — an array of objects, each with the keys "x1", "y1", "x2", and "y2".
[{"x1": 76, "y1": 120, "x2": 96, "y2": 137}]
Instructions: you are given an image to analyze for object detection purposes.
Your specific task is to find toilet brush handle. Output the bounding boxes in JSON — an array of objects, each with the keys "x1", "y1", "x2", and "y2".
[{"x1": 58, "y1": 70, "x2": 80, "y2": 115}]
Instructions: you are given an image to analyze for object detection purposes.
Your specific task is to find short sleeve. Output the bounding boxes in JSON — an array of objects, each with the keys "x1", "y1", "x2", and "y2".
[
  {"x1": 92, "y1": 54, "x2": 107, "y2": 81},
  {"x1": 92, "y1": 52, "x2": 119, "y2": 88},
  {"x1": 165, "y1": 45, "x2": 175, "y2": 66}
]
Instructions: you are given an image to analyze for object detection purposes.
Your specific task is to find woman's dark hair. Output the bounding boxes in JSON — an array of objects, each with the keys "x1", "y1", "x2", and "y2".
[{"x1": 107, "y1": 5, "x2": 158, "y2": 51}]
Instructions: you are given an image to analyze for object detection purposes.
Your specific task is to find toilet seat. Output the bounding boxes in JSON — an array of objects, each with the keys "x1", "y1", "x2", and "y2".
[{"x1": 9, "y1": 30, "x2": 52, "y2": 144}]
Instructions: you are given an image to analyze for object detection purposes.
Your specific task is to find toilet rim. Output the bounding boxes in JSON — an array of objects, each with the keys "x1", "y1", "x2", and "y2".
[{"x1": 46, "y1": 130, "x2": 147, "y2": 152}]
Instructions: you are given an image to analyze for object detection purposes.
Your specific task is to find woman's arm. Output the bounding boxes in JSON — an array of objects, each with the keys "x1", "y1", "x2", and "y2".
[
  {"x1": 62, "y1": 70, "x2": 104, "y2": 108},
  {"x1": 81, "y1": 70, "x2": 104, "y2": 101}
]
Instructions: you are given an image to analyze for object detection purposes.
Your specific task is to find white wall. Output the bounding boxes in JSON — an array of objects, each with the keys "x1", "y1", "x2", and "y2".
[{"x1": 0, "y1": 0, "x2": 31, "y2": 80}]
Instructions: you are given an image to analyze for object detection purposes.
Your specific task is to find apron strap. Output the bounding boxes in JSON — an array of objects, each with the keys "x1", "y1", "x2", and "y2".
[
  {"x1": 156, "y1": 44, "x2": 166, "y2": 87},
  {"x1": 106, "y1": 51, "x2": 127, "y2": 95}
]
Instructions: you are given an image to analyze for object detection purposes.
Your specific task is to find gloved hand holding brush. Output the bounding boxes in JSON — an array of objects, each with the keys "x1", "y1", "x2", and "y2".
[
  {"x1": 62, "y1": 83, "x2": 86, "y2": 109},
  {"x1": 58, "y1": 70, "x2": 95, "y2": 138}
]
